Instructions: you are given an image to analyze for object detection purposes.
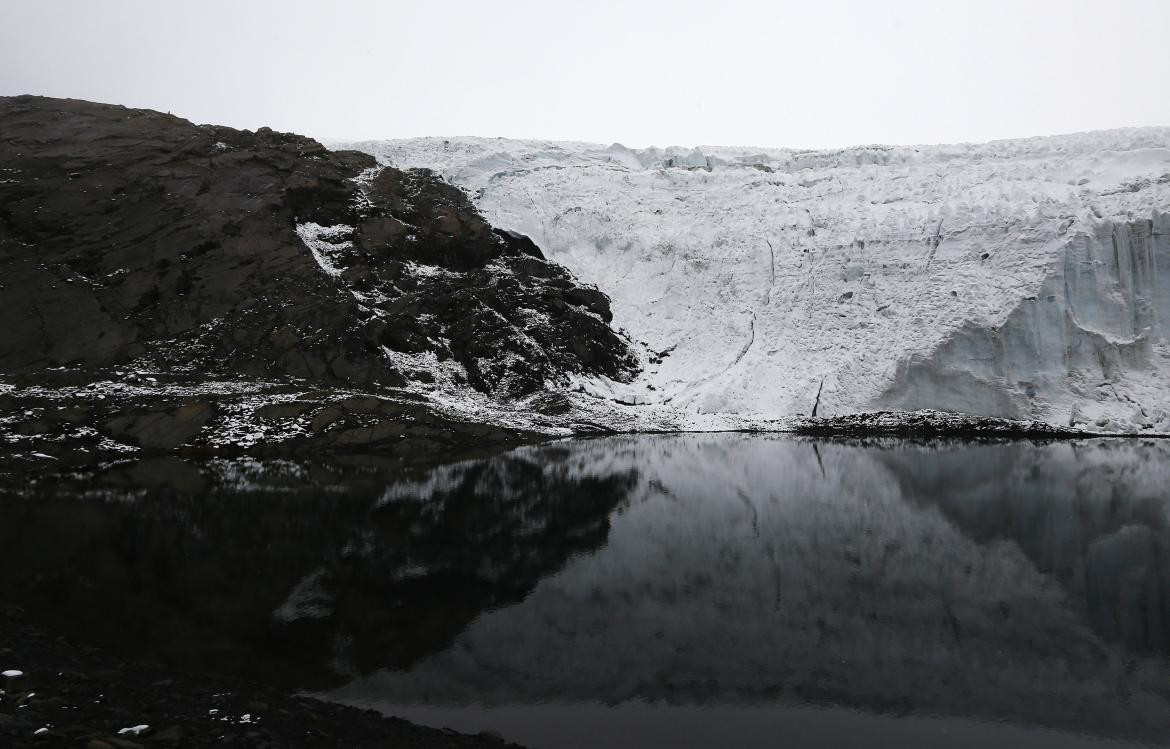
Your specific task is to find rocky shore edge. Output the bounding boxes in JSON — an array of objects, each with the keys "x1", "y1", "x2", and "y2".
[
  {"x1": 0, "y1": 607, "x2": 524, "y2": 748},
  {"x1": 3, "y1": 372, "x2": 1144, "y2": 484}
]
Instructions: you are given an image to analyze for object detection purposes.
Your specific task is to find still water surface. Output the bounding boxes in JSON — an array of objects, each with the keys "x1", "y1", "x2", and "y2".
[{"x1": 5, "y1": 435, "x2": 1170, "y2": 747}]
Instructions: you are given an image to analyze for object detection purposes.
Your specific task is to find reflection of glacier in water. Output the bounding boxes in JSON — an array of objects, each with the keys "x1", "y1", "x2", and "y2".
[{"x1": 325, "y1": 435, "x2": 1170, "y2": 747}]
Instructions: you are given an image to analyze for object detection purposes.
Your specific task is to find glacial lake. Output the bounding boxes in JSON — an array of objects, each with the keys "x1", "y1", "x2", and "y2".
[{"x1": 4, "y1": 435, "x2": 1170, "y2": 747}]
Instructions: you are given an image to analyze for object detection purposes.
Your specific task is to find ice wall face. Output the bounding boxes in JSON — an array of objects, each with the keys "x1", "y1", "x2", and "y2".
[
  {"x1": 885, "y1": 214, "x2": 1170, "y2": 427},
  {"x1": 344, "y1": 132, "x2": 1170, "y2": 431}
]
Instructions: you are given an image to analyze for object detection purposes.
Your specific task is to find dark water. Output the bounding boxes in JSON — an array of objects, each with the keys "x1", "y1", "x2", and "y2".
[{"x1": 4, "y1": 435, "x2": 1170, "y2": 747}]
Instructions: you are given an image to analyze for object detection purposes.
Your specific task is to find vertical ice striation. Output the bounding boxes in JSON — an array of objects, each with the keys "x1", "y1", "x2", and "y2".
[{"x1": 885, "y1": 213, "x2": 1170, "y2": 427}]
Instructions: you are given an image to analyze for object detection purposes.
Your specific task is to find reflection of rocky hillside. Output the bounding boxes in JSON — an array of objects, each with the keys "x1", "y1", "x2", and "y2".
[
  {"x1": 302, "y1": 451, "x2": 639, "y2": 675},
  {"x1": 0, "y1": 449, "x2": 636, "y2": 688},
  {"x1": 874, "y1": 439, "x2": 1170, "y2": 654},
  {"x1": 333, "y1": 435, "x2": 1170, "y2": 744}
]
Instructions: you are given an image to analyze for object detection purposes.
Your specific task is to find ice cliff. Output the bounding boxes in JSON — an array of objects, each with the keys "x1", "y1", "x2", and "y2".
[{"x1": 346, "y1": 131, "x2": 1170, "y2": 431}]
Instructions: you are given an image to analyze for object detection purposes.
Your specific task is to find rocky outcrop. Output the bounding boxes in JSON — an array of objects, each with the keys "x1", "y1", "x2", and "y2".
[{"x1": 0, "y1": 96, "x2": 637, "y2": 400}]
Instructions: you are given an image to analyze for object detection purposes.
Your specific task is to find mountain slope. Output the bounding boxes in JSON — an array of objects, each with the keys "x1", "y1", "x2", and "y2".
[
  {"x1": 0, "y1": 97, "x2": 646, "y2": 467},
  {"x1": 0, "y1": 96, "x2": 636, "y2": 399},
  {"x1": 350, "y1": 131, "x2": 1170, "y2": 432}
]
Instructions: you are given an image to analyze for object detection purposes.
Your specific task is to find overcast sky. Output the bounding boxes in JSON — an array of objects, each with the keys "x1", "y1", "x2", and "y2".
[{"x1": 3, "y1": 0, "x2": 1168, "y2": 150}]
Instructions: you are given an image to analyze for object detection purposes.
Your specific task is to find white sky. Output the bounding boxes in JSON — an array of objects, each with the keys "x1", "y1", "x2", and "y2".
[{"x1": 2, "y1": 0, "x2": 1168, "y2": 150}]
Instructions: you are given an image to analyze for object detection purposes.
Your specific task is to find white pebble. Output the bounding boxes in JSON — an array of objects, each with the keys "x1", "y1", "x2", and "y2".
[
  {"x1": 117, "y1": 724, "x2": 150, "y2": 736},
  {"x1": 2, "y1": 670, "x2": 23, "y2": 678}
]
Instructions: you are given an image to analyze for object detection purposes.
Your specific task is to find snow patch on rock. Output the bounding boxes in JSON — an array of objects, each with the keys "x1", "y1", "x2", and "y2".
[{"x1": 295, "y1": 222, "x2": 354, "y2": 278}]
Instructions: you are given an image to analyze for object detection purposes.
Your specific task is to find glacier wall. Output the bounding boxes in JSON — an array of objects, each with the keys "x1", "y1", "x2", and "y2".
[
  {"x1": 885, "y1": 214, "x2": 1170, "y2": 427},
  {"x1": 342, "y1": 131, "x2": 1170, "y2": 431}
]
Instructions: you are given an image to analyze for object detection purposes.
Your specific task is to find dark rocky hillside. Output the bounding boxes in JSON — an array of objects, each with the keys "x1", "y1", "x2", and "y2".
[
  {"x1": 0, "y1": 96, "x2": 636, "y2": 396},
  {"x1": 0, "y1": 97, "x2": 641, "y2": 469}
]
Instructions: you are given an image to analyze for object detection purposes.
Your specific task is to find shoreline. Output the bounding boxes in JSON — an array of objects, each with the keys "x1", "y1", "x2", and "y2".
[
  {"x1": 0, "y1": 609, "x2": 525, "y2": 748},
  {"x1": 3, "y1": 369, "x2": 1165, "y2": 482}
]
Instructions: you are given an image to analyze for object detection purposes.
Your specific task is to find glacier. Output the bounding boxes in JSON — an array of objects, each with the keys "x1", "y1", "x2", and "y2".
[{"x1": 342, "y1": 130, "x2": 1170, "y2": 432}]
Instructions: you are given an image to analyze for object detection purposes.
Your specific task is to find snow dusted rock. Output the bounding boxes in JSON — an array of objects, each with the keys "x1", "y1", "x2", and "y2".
[
  {"x1": 0, "y1": 97, "x2": 636, "y2": 403},
  {"x1": 350, "y1": 131, "x2": 1170, "y2": 431},
  {"x1": 0, "y1": 372, "x2": 548, "y2": 472}
]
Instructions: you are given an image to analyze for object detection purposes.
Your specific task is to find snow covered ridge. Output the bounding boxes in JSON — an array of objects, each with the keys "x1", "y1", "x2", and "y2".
[{"x1": 339, "y1": 129, "x2": 1170, "y2": 432}]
